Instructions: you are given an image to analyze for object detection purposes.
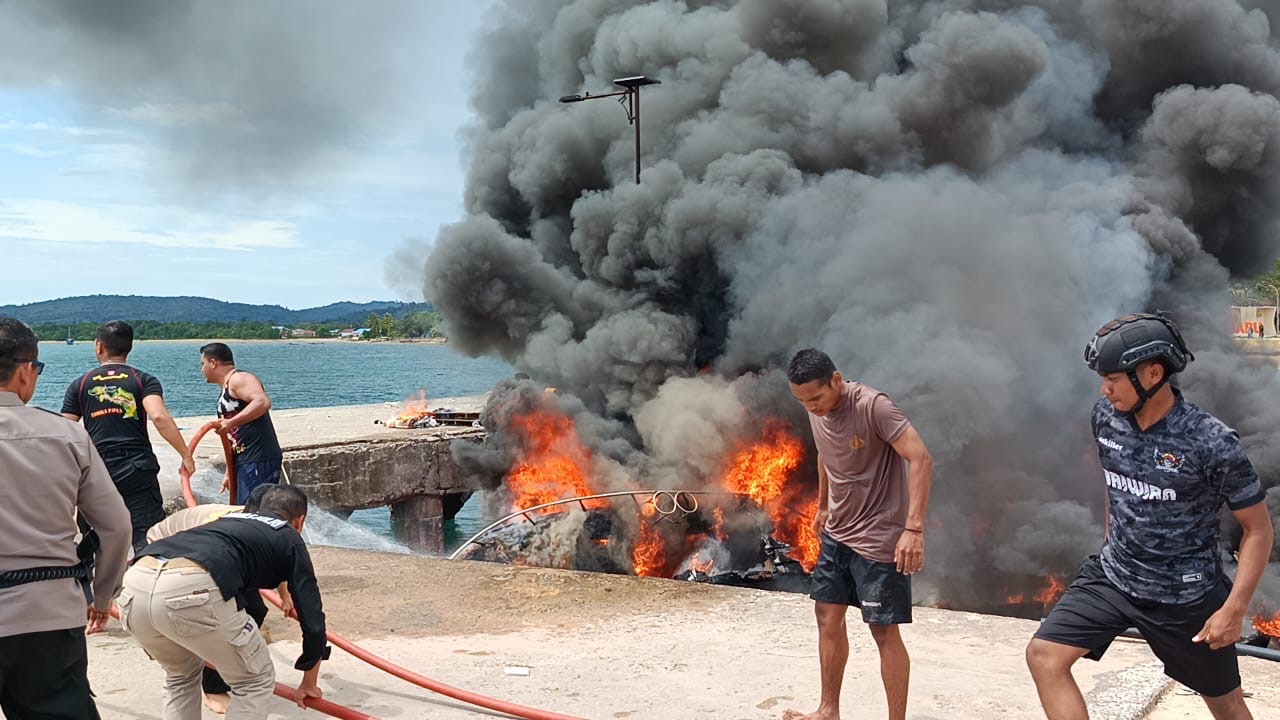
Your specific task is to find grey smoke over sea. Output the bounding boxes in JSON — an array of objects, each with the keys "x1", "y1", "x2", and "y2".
[{"x1": 422, "y1": 1, "x2": 1280, "y2": 608}]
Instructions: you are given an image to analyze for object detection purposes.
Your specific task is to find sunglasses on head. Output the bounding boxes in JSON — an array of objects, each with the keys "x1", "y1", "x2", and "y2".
[{"x1": 16, "y1": 359, "x2": 44, "y2": 375}]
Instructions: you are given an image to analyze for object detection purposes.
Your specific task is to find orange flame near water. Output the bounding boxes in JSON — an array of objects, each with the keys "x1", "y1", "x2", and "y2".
[
  {"x1": 387, "y1": 389, "x2": 432, "y2": 428},
  {"x1": 1253, "y1": 610, "x2": 1280, "y2": 639},
  {"x1": 505, "y1": 407, "x2": 598, "y2": 512},
  {"x1": 720, "y1": 421, "x2": 818, "y2": 570}
]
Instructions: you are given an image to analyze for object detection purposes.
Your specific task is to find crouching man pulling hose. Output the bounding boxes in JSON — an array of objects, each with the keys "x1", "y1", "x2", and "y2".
[{"x1": 119, "y1": 484, "x2": 330, "y2": 718}]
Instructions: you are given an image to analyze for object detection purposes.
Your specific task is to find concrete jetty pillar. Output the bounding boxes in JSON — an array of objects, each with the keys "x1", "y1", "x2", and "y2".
[
  {"x1": 391, "y1": 494, "x2": 446, "y2": 554},
  {"x1": 279, "y1": 429, "x2": 483, "y2": 555}
]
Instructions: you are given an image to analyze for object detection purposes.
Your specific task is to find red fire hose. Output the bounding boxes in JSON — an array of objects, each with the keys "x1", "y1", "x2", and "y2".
[{"x1": 181, "y1": 423, "x2": 586, "y2": 720}]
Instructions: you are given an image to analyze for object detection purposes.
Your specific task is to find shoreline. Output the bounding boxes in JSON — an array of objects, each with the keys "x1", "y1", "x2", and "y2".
[{"x1": 41, "y1": 336, "x2": 448, "y2": 345}]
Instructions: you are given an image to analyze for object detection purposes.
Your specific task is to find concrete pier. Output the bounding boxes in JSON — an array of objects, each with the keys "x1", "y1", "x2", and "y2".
[
  {"x1": 79, "y1": 547, "x2": 1280, "y2": 719},
  {"x1": 152, "y1": 396, "x2": 487, "y2": 553}
]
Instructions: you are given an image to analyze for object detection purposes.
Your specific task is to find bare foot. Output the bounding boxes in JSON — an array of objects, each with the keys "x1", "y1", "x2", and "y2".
[
  {"x1": 778, "y1": 702, "x2": 839, "y2": 712},
  {"x1": 203, "y1": 693, "x2": 230, "y2": 715},
  {"x1": 782, "y1": 708, "x2": 840, "y2": 720}
]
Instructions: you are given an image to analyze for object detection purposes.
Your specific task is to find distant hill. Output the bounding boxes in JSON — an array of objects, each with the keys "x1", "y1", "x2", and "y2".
[{"x1": 0, "y1": 295, "x2": 435, "y2": 326}]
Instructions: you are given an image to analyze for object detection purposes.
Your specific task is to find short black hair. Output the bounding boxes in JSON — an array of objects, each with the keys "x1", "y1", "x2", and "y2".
[
  {"x1": 97, "y1": 320, "x2": 134, "y2": 357},
  {"x1": 258, "y1": 484, "x2": 308, "y2": 522},
  {"x1": 0, "y1": 317, "x2": 39, "y2": 384},
  {"x1": 787, "y1": 348, "x2": 837, "y2": 385},
  {"x1": 200, "y1": 342, "x2": 235, "y2": 364},
  {"x1": 242, "y1": 483, "x2": 273, "y2": 512}
]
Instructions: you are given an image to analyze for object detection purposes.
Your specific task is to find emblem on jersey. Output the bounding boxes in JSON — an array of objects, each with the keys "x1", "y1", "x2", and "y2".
[
  {"x1": 1097, "y1": 437, "x2": 1122, "y2": 451},
  {"x1": 88, "y1": 386, "x2": 139, "y2": 419},
  {"x1": 850, "y1": 436, "x2": 865, "y2": 450},
  {"x1": 92, "y1": 372, "x2": 130, "y2": 382},
  {"x1": 1153, "y1": 448, "x2": 1184, "y2": 473}
]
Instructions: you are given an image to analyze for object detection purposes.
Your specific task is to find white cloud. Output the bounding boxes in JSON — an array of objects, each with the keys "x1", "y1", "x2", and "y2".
[
  {"x1": 1, "y1": 143, "x2": 59, "y2": 157},
  {"x1": 0, "y1": 198, "x2": 299, "y2": 250},
  {"x1": 109, "y1": 101, "x2": 248, "y2": 128}
]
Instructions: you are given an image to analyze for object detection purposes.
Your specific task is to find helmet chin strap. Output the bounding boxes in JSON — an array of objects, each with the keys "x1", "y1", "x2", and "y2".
[{"x1": 1124, "y1": 369, "x2": 1169, "y2": 417}]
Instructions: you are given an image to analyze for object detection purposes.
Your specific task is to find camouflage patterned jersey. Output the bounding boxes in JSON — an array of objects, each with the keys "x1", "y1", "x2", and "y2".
[{"x1": 1092, "y1": 390, "x2": 1265, "y2": 604}]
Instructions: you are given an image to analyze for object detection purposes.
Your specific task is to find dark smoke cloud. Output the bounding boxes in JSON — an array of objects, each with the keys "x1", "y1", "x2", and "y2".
[
  {"x1": 430, "y1": 0, "x2": 1280, "y2": 608},
  {"x1": 0, "y1": 0, "x2": 446, "y2": 189}
]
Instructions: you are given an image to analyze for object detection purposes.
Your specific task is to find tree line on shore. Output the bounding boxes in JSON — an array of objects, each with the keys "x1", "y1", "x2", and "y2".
[{"x1": 35, "y1": 311, "x2": 444, "y2": 342}]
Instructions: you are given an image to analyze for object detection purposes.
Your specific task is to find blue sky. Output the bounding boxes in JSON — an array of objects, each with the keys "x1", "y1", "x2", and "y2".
[{"x1": 0, "y1": 2, "x2": 494, "y2": 309}]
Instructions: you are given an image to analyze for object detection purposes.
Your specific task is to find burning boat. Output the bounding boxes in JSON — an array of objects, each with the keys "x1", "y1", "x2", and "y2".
[{"x1": 450, "y1": 391, "x2": 819, "y2": 592}]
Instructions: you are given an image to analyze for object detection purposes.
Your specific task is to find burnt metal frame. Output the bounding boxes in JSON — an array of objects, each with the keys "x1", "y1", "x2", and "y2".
[{"x1": 447, "y1": 489, "x2": 748, "y2": 561}]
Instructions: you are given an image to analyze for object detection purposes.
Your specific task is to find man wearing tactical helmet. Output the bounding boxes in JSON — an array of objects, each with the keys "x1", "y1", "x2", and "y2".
[{"x1": 1026, "y1": 313, "x2": 1273, "y2": 720}]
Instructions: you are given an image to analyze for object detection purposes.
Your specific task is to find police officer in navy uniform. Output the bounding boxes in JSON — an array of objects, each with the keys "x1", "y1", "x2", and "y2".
[
  {"x1": 120, "y1": 484, "x2": 328, "y2": 717},
  {"x1": 0, "y1": 316, "x2": 132, "y2": 719},
  {"x1": 1027, "y1": 313, "x2": 1274, "y2": 720}
]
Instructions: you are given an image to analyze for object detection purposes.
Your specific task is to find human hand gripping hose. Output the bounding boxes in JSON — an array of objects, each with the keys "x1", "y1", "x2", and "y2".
[{"x1": 176, "y1": 422, "x2": 586, "y2": 720}]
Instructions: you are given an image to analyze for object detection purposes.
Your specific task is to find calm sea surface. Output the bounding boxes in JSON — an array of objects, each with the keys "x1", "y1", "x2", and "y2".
[{"x1": 31, "y1": 339, "x2": 513, "y2": 553}]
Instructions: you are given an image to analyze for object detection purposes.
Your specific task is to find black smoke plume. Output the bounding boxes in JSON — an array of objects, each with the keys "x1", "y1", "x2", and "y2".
[{"x1": 422, "y1": 1, "x2": 1280, "y2": 610}]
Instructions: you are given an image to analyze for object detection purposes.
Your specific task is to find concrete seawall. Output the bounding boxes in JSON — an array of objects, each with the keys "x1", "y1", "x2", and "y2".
[{"x1": 150, "y1": 396, "x2": 489, "y2": 553}]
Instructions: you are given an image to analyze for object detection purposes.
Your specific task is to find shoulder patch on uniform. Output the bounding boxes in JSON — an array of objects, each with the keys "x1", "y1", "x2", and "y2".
[{"x1": 222, "y1": 512, "x2": 288, "y2": 529}]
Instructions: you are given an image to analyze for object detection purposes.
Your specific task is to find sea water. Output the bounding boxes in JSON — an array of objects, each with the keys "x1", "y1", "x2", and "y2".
[{"x1": 33, "y1": 339, "x2": 513, "y2": 554}]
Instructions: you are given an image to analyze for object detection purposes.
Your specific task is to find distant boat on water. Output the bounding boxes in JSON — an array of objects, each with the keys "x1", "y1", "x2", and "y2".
[{"x1": 65, "y1": 326, "x2": 74, "y2": 345}]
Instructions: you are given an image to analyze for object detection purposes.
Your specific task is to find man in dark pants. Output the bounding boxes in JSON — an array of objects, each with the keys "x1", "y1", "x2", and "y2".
[
  {"x1": 0, "y1": 316, "x2": 132, "y2": 719},
  {"x1": 1027, "y1": 314, "x2": 1274, "y2": 719},
  {"x1": 199, "y1": 343, "x2": 282, "y2": 503},
  {"x1": 143, "y1": 483, "x2": 284, "y2": 715},
  {"x1": 63, "y1": 321, "x2": 196, "y2": 552},
  {"x1": 783, "y1": 348, "x2": 934, "y2": 720},
  {"x1": 122, "y1": 485, "x2": 327, "y2": 716}
]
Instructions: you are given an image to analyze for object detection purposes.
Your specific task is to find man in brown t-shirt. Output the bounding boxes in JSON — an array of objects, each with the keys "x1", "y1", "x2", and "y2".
[{"x1": 783, "y1": 348, "x2": 934, "y2": 720}]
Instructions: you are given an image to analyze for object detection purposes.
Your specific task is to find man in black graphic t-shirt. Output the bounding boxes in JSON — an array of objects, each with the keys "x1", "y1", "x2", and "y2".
[
  {"x1": 1027, "y1": 314, "x2": 1273, "y2": 720},
  {"x1": 63, "y1": 321, "x2": 196, "y2": 551}
]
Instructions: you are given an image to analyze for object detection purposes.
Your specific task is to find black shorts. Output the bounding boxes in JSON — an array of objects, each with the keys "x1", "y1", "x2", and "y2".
[
  {"x1": 809, "y1": 532, "x2": 912, "y2": 625},
  {"x1": 1035, "y1": 555, "x2": 1240, "y2": 697}
]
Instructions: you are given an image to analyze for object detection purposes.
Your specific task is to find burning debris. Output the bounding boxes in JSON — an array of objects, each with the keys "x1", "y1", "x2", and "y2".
[
  {"x1": 423, "y1": 1, "x2": 1280, "y2": 615},
  {"x1": 450, "y1": 387, "x2": 818, "y2": 588},
  {"x1": 377, "y1": 392, "x2": 482, "y2": 429},
  {"x1": 1253, "y1": 609, "x2": 1280, "y2": 648}
]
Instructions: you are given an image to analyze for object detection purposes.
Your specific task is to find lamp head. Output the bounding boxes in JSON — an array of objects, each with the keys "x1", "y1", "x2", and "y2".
[{"x1": 613, "y1": 75, "x2": 660, "y2": 89}]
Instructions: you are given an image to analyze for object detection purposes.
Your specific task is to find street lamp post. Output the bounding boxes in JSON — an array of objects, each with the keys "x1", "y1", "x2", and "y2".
[{"x1": 560, "y1": 75, "x2": 661, "y2": 184}]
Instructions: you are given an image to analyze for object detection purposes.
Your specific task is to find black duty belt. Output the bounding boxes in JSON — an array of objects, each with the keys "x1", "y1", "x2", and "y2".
[{"x1": 0, "y1": 565, "x2": 89, "y2": 590}]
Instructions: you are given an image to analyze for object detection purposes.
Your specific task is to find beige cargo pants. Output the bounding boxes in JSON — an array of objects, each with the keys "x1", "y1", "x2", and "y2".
[{"x1": 118, "y1": 558, "x2": 275, "y2": 720}]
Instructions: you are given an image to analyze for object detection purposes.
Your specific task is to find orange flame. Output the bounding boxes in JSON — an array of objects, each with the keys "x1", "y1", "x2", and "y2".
[
  {"x1": 720, "y1": 421, "x2": 818, "y2": 570},
  {"x1": 1253, "y1": 610, "x2": 1280, "y2": 639},
  {"x1": 1035, "y1": 575, "x2": 1067, "y2": 606},
  {"x1": 1006, "y1": 592, "x2": 1026, "y2": 604},
  {"x1": 688, "y1": 555, "x2": 715, "y2": 574},
  {"x1": 632, "y1": 505, "x2": 666, "y2": 577},
  {"x1": 387, "y1": 389, "x2": 433, "y2": 428},
  {"x1": 505, "y1": 406, "x2": 596, "y2": 512}
]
